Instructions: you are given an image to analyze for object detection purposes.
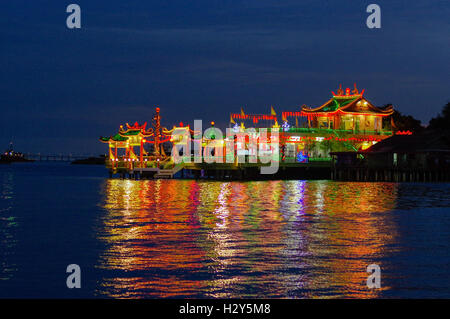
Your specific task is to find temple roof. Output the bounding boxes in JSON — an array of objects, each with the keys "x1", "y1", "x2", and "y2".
[
  {"x1": 119, "y1": 122, "x2": 154, "y2": 137},
  {"x1": 301, "y1": 86, "x2": 394, "y2": 116},
  {"x1": 126, "y1": 122, "x2": 148, "y2": 130},
  {"x1": 99, "y1": 133, "x2": 128, "y2": 143},
  {"x1": 163, "y1": 125, "x2": 196, "y2": 135}
]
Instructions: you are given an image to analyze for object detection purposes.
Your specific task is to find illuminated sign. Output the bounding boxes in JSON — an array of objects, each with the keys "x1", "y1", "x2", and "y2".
[{"x1": 288, "y1": 136, "x2": 301, "y2": 142}]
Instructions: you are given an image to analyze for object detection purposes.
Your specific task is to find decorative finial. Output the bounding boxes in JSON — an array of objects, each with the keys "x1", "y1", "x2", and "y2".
[{"x1": 352, "y1": 83, "x2": 359, "y2": 95}]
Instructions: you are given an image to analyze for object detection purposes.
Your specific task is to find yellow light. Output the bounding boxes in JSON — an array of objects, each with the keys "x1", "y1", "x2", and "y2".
[{"x1": 361, "y1": 142, "x2": 371, "y2": 150}]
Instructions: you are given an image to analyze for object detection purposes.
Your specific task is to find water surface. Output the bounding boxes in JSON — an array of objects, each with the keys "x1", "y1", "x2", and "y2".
[{"x1": 0, "y1": 163, "x2": 449, "y2": 298}]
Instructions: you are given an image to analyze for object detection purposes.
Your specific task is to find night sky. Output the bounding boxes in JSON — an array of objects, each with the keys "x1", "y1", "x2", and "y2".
[{"x1": 1, "y1": 0, "x2": 449, "y2": 154}]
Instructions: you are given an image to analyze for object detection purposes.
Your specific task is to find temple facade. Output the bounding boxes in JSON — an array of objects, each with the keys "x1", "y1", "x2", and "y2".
[
  {"x1": 230, "y1": 85, "x2": 394, "y2": 162},
  {"x1": 300, "y1": 85, "x2": 393, "y2": 132},
  {"x1": 100, "y1": 85, "x2": 396, "y2": 176}
]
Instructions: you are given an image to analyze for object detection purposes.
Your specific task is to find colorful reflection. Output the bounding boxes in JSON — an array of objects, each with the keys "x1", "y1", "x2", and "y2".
[{"x1": 97, "y1": 179, "x2": 398, "y2": 298}]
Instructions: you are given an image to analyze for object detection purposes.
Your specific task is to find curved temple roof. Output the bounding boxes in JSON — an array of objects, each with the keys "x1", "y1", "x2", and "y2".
[
  {"x1": 301, "y1": 93, "x2": 394, "y2": 116},
  {"x1": 118, "y1": 122, "x2": 154, "y2": 137},
  {"x1": 99, "y1": 133, "x2": 129, "y2": 143}
]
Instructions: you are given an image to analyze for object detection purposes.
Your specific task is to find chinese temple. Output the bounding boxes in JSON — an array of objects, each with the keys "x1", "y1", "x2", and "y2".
[
  {"x1": 230, "y1": 84, "x2": 394, "y2": 162},
  {"x1": 100, "y1": 85, "x2": 395, "y2": 179}
]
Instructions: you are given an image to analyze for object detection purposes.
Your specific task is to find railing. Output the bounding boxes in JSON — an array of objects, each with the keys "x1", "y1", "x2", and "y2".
[
  {"x1": 285, "y1": 128, "x2": 392, "y2": 135},
  {"x1": 308, "y1": 157, "x2": 333, "y2": 162},
  {"x1": 284, "y1": 156, "x2": 332, "y2": 162},
  {"x1": 332, "y1": 129, "x2": 358, "y2": 152}
]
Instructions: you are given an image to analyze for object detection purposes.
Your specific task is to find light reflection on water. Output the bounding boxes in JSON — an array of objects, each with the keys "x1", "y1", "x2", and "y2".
[
  {"x1": 96, "y1": 179, "x2": 400, "y2": 298},
  {"x1": 0, "y1": 164, "x2": 447, "y2": 298},
  {"x1": 0, "y1": 172, "x2": 18, "y2": 282}
]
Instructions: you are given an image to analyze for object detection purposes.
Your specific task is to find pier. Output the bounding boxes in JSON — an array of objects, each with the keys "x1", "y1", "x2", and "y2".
[
  {"x1": 106, "y1": 158, "x2": 332, "y2": 180},
  {"x1": 101, "y1": 86, "x2": 429, "y2": 181},
  {"x1": 331, "y1": 131, "x2": 450, "y2": 182},
  {"x1": 23, "y1": 153, "x2": 91, "y2": 162}
]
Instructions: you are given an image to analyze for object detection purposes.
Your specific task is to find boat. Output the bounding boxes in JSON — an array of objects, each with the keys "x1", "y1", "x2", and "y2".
[{"x1": 0, "y1": 143, "x2": 34, "y2": 163}]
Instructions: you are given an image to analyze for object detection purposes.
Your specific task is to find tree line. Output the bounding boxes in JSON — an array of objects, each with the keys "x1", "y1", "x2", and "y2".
[{"x1": 383, "y1": 102, "x2": 450, "y2": 133}]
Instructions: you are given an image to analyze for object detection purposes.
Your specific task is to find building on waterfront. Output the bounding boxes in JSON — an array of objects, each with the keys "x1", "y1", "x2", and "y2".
[
  {"x1": 100, "y1": 121, "x2": 154, "y2": 170},
  {"x1": 363, "y1": 131, "x2": 450, "y2": 170},
  {"x1": 100, "y1": 85, "x2": 395, "y2": 177},
  {"x1": 230, "y1": 85, "x2": 394, "y2": 162},
  {"x1": 330, "y1": 130, "x2": 450, "y2": 182}
]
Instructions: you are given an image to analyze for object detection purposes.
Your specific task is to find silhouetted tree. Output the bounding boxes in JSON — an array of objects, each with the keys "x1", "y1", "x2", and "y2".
[
  {"x1": 428, "y1": 102, "x2": 450, "y2": 131},
  {"x1": 382, "y1": 104, "x2": 424, "y2": 132},
  {"x1": 392, "y1": 110, "x2": 424, "y2": 132}
]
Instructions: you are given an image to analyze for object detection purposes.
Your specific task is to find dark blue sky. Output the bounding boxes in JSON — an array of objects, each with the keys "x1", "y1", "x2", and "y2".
[{"x1": 1, "y1": 0, "x2": 449, "y2": 154}]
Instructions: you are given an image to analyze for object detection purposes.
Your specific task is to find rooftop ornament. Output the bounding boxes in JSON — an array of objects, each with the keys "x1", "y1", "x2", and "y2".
[{"x1": 331, "y1": 83, "x2": 365, "y2": 98}]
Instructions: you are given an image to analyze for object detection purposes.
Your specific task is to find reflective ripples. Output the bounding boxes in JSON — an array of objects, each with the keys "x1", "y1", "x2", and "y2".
[
  {"x1": 1, "y1": 164, "x2": 449, "y2": 298},
  {"x1": 96, "y1": 180, "x2": 412, "y2": 298}
]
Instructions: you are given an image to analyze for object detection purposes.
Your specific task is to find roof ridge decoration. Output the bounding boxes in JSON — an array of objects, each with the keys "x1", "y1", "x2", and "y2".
[
  {"x1": 331, "y1": 83, "x2": 364, "y2": 99},
  {"x1": 119, "y1": 122, "x2": 154, "y2": 136},
  {"x1": 125, "y1": 122, "x2": 147, "y2": 130}
]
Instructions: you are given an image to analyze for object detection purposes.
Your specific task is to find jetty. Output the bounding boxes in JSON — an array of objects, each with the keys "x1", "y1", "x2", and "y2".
[
  {"x1": 331, "y1": 131, "x2": 450, "y2": 182},
  {"x1": 100, "y1": 85, "x2": 399, "y2": 180}
]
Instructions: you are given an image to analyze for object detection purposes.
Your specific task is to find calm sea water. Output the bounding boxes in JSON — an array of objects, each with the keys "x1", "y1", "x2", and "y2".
[{"x1": 0, "y1": 162, "x2": 449, "y2": 298}]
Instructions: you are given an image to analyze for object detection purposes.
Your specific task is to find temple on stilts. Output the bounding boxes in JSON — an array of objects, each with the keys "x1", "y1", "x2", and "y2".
[{"x1": 100, "y1": 85, "x2": 396, "y2": 179}]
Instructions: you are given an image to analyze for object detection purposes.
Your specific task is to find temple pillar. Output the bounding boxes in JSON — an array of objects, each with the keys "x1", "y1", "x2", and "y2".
[
  {"x1": 114, "y1": 143, "x2": 118, "y2": 169},
  {"x1": 140, "y1": 138, "x2": 144, "y2": 168}
]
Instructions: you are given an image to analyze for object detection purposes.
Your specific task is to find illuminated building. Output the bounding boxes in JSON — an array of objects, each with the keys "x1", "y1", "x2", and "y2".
[
  {"x1": 230, "y1": 85, "x2": 394, "y2": 162},
  {"x1": 100, "y1": 85, "x2": 395, "y2": 177}
]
